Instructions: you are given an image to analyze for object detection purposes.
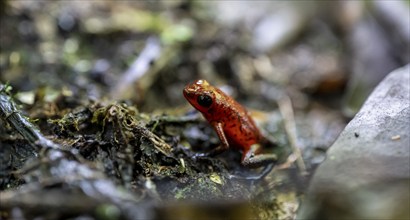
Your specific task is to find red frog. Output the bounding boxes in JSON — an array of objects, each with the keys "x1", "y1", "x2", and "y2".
[{"x1": 183, "y1": 79, "x2": 277, "y2": 168}]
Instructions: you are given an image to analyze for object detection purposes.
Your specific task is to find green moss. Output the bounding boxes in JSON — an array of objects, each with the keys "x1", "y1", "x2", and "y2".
[{"x1": 174, "y1": 175, "x2": 224, "y2": 200}]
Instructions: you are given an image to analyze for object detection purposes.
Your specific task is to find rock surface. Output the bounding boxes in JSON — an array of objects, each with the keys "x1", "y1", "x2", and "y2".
[{"x1": 298, "y1": 64, "x2": 410, "y2": 219}]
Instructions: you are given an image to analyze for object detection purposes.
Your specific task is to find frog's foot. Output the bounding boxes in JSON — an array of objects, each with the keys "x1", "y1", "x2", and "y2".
[
  {"x1": 228, "y1": 163, "x2": 274, "y2": 180},
  {"x1": 241, "y1": 144, "x2": 278, "y2": 168}
]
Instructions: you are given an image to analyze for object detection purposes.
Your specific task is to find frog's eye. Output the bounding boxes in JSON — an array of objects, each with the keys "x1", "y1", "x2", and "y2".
[{"x1": 197, "y1": 94, "x2": 213, "y2": 107}]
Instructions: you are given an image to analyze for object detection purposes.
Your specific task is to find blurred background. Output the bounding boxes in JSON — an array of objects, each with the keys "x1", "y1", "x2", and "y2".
[{"x1": 1, "y1": 1, "x2": 408, "y2": 113}]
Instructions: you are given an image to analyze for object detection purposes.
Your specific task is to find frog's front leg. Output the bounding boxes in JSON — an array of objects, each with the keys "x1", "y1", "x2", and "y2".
[
  {"x1": 241, "y1": 144, "x2": 277, "y2": 168},
  {"x1": 194, "y1": 121, "x2": 229, "y2": 157}
]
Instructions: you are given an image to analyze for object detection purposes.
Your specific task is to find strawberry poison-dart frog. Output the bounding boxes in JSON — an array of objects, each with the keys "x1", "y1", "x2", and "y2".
[{"x1": 183, "y1": 79, "x2": 277, "y2": 169}]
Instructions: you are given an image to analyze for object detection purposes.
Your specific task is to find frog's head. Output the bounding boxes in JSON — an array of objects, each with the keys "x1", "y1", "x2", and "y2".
[{"x1": 183, "y1": 79, "x2": 217, "y2": 114}]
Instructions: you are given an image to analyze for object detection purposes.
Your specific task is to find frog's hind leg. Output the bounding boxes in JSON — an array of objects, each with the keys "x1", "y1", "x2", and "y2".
[
  {"x1": 228, "y1": 144, "x2": 277, "y2": 180},
  {"x1": 241, "y1": 144, "x2": 277, "y2": 168}
]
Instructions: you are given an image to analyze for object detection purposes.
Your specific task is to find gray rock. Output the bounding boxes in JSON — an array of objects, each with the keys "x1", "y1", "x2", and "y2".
[{"x1": 298, "y1": 64, "x2": 410, "y2": 219}]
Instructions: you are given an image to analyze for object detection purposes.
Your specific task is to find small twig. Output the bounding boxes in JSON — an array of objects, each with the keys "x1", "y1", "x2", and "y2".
[
  {"x1": 274, "y1": 153, "x2": 299, "y2": 170},
  {"x1": 277, "y1": 94, "x2": 307, "y2": 176},
  {"x1": 111, "y1": 37, "x2": 161, "y2": 99},
  {"x1": 0, "y1": 84, "x2": 59, "y2": 150},
  {"x1": 0, "y1": 84, "x2": 85, "y2": 163}
]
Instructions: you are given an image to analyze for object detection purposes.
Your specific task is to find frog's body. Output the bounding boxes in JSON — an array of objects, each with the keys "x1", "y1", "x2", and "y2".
[{"x1": 183, "y1": 79, "x2": 277, "y2": 168}]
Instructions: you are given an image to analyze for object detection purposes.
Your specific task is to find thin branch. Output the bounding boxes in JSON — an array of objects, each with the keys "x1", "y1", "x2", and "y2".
[
  {"x1": 111, "y1": 37, "x2": 161, "y2": 99},
  {"x1": 277, "y1": 94, "x2": 307, "y2": 175},
  {"x1": 0, "y1": 84, "x2": 58, "y2": 150}
]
